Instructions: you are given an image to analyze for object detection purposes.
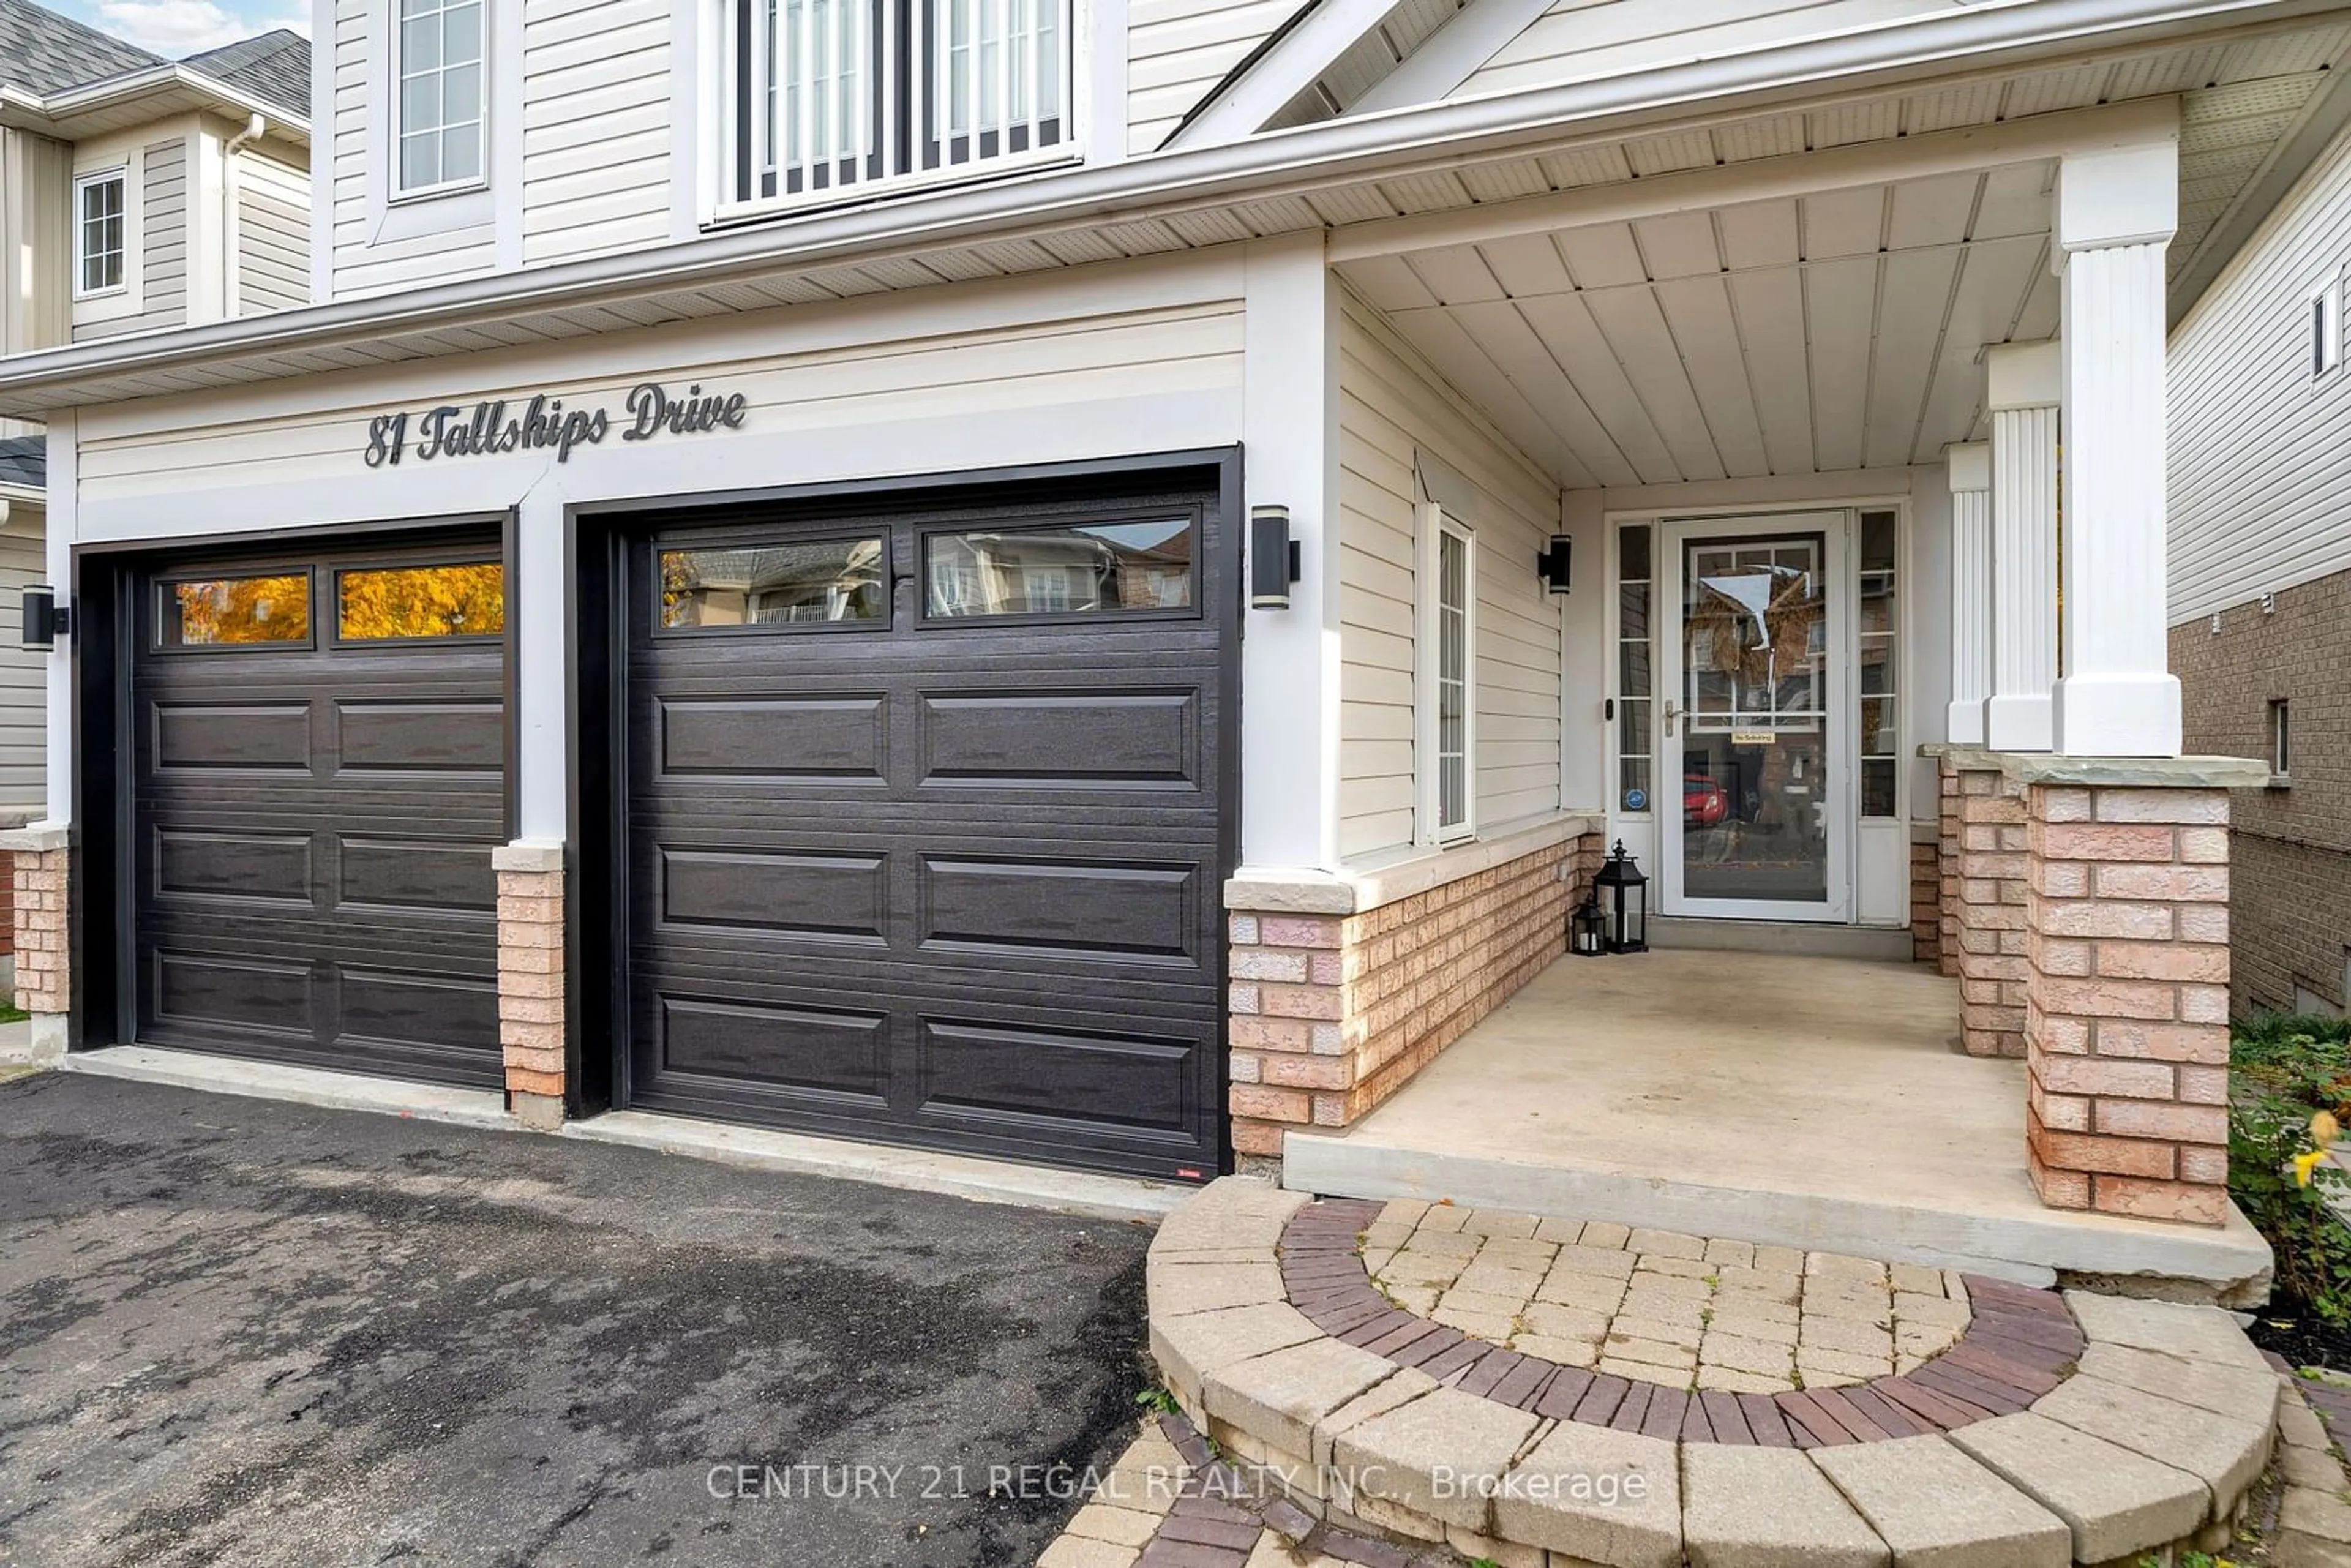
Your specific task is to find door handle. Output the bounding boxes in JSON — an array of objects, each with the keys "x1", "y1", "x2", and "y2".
[{"x1": 1662, "y1": 699, "x2": 1678, "y2": 737}]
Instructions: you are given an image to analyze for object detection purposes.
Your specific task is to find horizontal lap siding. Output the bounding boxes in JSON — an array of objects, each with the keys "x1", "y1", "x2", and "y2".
[
  {"x1": 0, "y1": 512, "x2": 43, "y2": 808},
  {"x1": 1128, "y1": 0, "x2": 1297, "y2": 153},
  {"x1": 77, "y1": 298, "x2": 1246, "y2": 500},
  {"x1": 332, "y1": 0, "x2": 497, "y2": 297},
  {"x1": 1337, "y1": 295, "x2": 1562, "y2": 863},
  {"x1": 523, "y1": 0, "x2": 672, "y2": 266},
  {"x1": 238, "y1": 153, "x2": 310, "y2": 314},
  {"x1": 2170, "y1": 121, "x2": 2351, "y2": 622},
  {"x1": 1458, "y1": 0, "x2": 1948, "y2": 101},
  {"x1": 78, "y1": 137, "x2": 187, "y2": 341}
]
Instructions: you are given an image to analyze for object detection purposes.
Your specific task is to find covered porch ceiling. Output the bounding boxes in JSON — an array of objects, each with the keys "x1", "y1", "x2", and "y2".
[{"x1": 1335, "y1": 163, "x2": 2058, "y2": 488}]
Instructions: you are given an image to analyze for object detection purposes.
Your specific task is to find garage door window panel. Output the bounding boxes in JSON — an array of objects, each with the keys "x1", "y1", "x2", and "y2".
[
  {"x1": 335, "y1": 561, "x2": 506, "y2": 643},
  {"x1": 158, "y1": 571, "x2": 313, "y2": 650},
  {"x1": 657, "y1": 536, "x2": 888, "y2": 630},
  {"x1": 921, "y1": 511, "x2": 1198, "y2": 621}
]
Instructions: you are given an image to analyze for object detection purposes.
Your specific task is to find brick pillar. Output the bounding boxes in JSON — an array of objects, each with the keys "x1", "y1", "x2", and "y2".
[
  {"x1": 2, "y1": 825, "x2": 70, "y2": 1048},
  {"x1": 492, "y1": 842, "x2": 566, "y2": 1131},
  {"x1": 1936, "y1": 757, "x2": 1962, "y2": 978},
  {"x1": 2024, "y1": 783, "x2": 2232, "y2": 1224},
  {"x1": 1227, "y1": 911, "x2": 1348, "y2": 1166},
  {"x1": 1910, "y1": 832, "x2": 1941, "y2": 966},
  {"x1": 1954, "y1": 765, "x2": 2030, "y2": 1057}
]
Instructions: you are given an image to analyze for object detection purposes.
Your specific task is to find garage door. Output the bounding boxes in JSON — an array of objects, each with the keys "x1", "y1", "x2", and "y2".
[
  {"x1": 130, "y1": 540, "x2": 508, "y2": 1086},
  {"x1": 622, "y1": 479, "x2": 1230, "y2": 1177}
]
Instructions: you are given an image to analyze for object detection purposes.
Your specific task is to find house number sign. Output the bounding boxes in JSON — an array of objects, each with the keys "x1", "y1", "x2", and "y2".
[{"x1": 362, "y1": 381, "x2": 748, "y2": 468}]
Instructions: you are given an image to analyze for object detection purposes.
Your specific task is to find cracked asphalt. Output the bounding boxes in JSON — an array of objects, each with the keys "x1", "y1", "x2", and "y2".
[{"x1": 0, "y1": 1071, "x2": 1154, "y2": 1567}]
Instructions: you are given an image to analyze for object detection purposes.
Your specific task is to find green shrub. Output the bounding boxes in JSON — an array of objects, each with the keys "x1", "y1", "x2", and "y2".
[{"x1": 2230, "y1": 1084, "x2": 2351, "y2": 1324}]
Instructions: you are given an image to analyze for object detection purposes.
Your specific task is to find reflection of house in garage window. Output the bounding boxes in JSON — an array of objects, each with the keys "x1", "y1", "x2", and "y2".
[
  {"x1": 925, "y1": 515, "x2": 1194, "y2": 617},
  {"x1": 658, "y1": 538, "x2": 886, "y2": 628}
]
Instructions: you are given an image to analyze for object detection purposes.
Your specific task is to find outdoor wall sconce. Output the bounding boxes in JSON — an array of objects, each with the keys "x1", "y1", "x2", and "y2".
[
  {"x1": 1570, "y1": 895, "x2": 1609, "y2": 957},
  {"x1": 20, "y1": 585, "x2": 68, "y2": 651},
  {"x1": 1594, "y1": 840, "x2": 1649, "y2": 954},
  {"x1": 1538, "y1": 535, "x2": 1572, "y2": 595},
  {"x1": 1250, "y1": 505, "x2": 1301, "y2": 609}
]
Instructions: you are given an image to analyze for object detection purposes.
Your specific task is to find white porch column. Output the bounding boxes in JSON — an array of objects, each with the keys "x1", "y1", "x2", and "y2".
[
  {"x1": 2052, "y1": 132, "x2": 2184, "y2": 757},
  {"x1": 1240, "y1": 233, "x2": 1343, "y2": 872},
  {"x1": 1944, "y1": 442, "x2": 1990, "y2": 745},
  {"x1": 1983, "y1": 342, "x2": 2060, "y2": 752}
]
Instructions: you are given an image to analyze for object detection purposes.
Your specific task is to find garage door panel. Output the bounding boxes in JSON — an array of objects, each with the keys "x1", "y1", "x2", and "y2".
[
  {"x1": 334, "y1": 700, "x2": 504, "y2": 773},
  {"x1": 915, "y1": 1019, "x2": 1205, "y2": 1143},
  {"x1": 656, "y1": 694, "x2": 890, "y2": 779},
  {"x1": 658, "y1": 846, "x2": 889, "y2": 941},
  {"x1": 339, "y1": 967, "x2": 500, "y2": 1054},
  {"x1": 149, "y1": 949, "x2": 315, "y2": 1037},
  {"x1": 918, "y1": 690, "x2": 1198, "y2": 787},
  {"x1": 655, "y1": 995, "x2": 892, "y2": 1103},
  {"x1": 338, "y1": 836, "x2": 498, "y2": 913},
  {"x1": 153, "y1": 827, "x2": 317, "y2": 906},
  {"x1": 151, "y1": 700, "x2": 314, "y2": 771},
  {"x1": 917, "y1": 857, "x2": 1201, "y2": 962}
]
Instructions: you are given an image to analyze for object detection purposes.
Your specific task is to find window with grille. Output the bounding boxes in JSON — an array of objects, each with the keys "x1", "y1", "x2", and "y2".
[
  {"x1": 396, "y1": 0, "x2": 485, "y2": 195},
  {"x1": 1616, "y1": 523, "x2": 1652, "y2": 815},
  {"x1": 1419, "y1": 509, "x2": 1475, "y2": 842},
  {"x1": 1858, "y1": 509, "x2": 1900, "y2": 818},
  {"x1": 74, "y1": 170, "x2": 125, "y2": 296},
  {"x1": 727, "y1": 0, "x2": 1073, "y2": 212}
]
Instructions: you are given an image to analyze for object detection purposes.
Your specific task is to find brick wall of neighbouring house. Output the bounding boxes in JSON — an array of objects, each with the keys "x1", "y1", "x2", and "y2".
[
  {"x1": 2173, "y1": 568, "x2": 2351, "y2": 1016},
  {"x1": 1226, "y1": 833, "x2": 1599, "y2": 1163}
]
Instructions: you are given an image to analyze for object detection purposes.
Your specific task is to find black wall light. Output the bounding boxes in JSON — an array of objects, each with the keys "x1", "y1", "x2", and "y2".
[
  {"x1": 1250, "y1": 505, "x2": 1302, "y2": 609},
  {"x1": 20, "y1": 585, "x2": 67, "y2": 651},
  {"x1": 1538, "y1": 535, "x2": 1572, "y2": 595}
]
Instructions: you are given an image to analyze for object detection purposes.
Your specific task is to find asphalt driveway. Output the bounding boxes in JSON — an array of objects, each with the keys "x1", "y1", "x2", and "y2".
[{"x1": 0, "y1": 1071, "x2": 1154, "y2": 1568}]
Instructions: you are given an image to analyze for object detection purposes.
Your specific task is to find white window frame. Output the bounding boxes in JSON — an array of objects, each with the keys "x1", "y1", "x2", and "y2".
[
  {"x1": 2312, "y1": 278, "x2": 2342, "y2": 379},
  {"x1": 392, "y1": 0, "x2": 489, "y2": 202},
  {"x1": 72, "y1": 167, "x2": 128, "y2": 299},
  {"x1": 1416, "y1": 502, "x2": 1477, "y2": 846},
  {"x1": 2271, "y1": 697, "x2": 2292, "y2": 781}
]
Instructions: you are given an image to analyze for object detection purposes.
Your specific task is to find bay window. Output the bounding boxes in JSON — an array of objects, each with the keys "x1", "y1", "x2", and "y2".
[{"x1": 727, "y1": 0, "x2": 1073, "y2": 211}]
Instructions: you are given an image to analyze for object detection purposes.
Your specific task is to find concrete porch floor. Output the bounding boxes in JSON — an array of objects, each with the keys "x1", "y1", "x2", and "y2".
[{"x1": 1282, "y1": 951, "x2": 2273, "y2": 1304}]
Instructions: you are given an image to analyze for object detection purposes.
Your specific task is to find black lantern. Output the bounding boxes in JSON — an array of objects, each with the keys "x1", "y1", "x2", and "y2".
[
  {"x1": 1593, "y1": 840, "x2": 1648, "y2": 953},
  {"x1": 1570, "y1": 895, "x2": 1609, "y2": 957}
]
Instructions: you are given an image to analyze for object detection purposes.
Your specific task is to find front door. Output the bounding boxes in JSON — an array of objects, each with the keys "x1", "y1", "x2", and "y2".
[{"x1": 1658, "y1": 513, "x2": 1853, "y2": 923}]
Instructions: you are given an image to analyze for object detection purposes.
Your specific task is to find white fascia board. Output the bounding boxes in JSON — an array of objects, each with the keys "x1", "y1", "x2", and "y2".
[
  {"x1": 1169, "y1": 0, "x2": 1403, "y2": 150},
  {"x1": 0, "y1": 0, "x2": 2315, "y2": 410},
  {"x1": 0, "y1": 67, "x2": 310, "y2": 146},
  {"x1": 1349, "y1": 0, "x2": 1557, "y2": 116}
]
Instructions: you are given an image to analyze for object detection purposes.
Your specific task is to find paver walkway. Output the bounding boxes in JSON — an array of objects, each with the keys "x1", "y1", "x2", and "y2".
[{"x1": 1362, "y1": 1199, "x2": 1968, "y2": 1393}]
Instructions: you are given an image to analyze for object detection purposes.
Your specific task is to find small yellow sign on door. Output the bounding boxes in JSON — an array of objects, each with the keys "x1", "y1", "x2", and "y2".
[{"x1": 1730, "y1": 730, "x2": 1778, "y2": 746}]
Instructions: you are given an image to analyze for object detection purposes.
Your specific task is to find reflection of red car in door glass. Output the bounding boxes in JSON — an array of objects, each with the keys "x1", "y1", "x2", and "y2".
[{"x1": 1685, "y1": 776, "x2": 1730, "y2": 828}]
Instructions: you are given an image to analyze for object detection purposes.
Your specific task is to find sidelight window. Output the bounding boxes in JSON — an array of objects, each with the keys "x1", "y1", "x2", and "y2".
[
  {"x1": 1419, "y1": 508, "x2": 1475, "y2": 844},
  {"x1": 1858, "y1": 509, "x2": 1900, "y2": 817},
  {"x1": 726, "y1": 0, "x2": 1073, "y2": 212}
]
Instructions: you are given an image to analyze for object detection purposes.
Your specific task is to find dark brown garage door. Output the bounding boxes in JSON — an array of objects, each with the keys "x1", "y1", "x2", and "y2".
[
  {"x1": 621, "y1": 478, "x2": 1231, "y2": 1177},
  {"x1": 130, "y1": 539, "x2": 508, "y2": 1086}
]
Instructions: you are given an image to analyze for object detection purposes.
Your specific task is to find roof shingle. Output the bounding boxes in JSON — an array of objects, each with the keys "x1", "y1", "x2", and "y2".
[
  {"x1": 0, "y1": 0, "x2": 160, "y2": 96},
  {"x1": 182, "y1": 29, "x2": 310, "y2": 118}
]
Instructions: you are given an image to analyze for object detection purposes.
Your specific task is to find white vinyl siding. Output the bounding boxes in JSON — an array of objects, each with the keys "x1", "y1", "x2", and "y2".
[
  {"x1": 73, "y1": 170, "x2": 126, "y2": 296},
  {"x1": 0, "y1": 507, "x2": 45, "y2": 811},
  {"x1": 522, "y1": 0, "x2": 671, "y2": 265},
  {"x1": 236, "y1": 152, "x2": 311, "y2": 315},
  {"x1": 2172, "y1": 119, "x2": 2351, "y2": 621},
  {"x1": 1455, "y1": 0, "x2": 1954, "y2": 103},
  {"x1": 331, "y1": 0, "x2": 498, "y2": 299},
  {"x1": 1337, "y1": 293, "x2": 1563, "y2": 865},
  {"x1": 1127, "y1": 0, "x2": 1294, "y2": 154},
  {"x1": 77, "y1": 137, "x2": 190, "y2": 342}
]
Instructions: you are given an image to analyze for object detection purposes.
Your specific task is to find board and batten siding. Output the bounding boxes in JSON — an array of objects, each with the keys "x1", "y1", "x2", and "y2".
[
  {"x1": 1337, "y1": 291, "x2": 1564, "y2": 864},
  {"x1": 331, "y1": 0, "x2": 497, "y2": 298},
  {"x1": 1455, "y1": 0, "x2": 1952, "y2": 102},
  {"x1": 522, "y1": 0, "x2": 672, "y2": 266},
  {"x1": 76, "y1": 137, "x2": 188, "y2": 342},
  {"x1": 0, "y1": 506, "x2": 45, "y2": 809},
  {"x1": 1129, "y1": 0, "x2": 1299, "y2": 154},
  {"x1": 237, "y1": 152, "x2": 310, "y2": 314},
  {"x1": 2170, "y1": 119, "x2": 2351, "y2": 623}
]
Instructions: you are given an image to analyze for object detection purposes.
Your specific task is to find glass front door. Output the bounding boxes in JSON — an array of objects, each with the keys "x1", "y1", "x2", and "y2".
[{"x1": 1659, "y1": 514, "x2": 1854, "y2": 922}]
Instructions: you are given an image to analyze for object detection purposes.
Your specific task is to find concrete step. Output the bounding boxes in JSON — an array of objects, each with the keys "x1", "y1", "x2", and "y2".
[{"x1": 1648, "y1": 915, "x2": 1917, "y2": 962}]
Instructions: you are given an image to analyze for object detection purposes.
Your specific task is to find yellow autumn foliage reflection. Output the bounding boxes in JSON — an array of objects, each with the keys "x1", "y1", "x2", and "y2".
[
  {"x1": 170, "y1": 574, "x2": 310, "y2": 645},
  {"x1": 338, "y1": 563, "x2": 506, "y2": 640}
]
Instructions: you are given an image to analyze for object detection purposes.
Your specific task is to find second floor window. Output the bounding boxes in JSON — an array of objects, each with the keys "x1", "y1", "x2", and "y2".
[
  {"x1": 397, "y1": 0, "x2": 485, "y2": 195},
  {"x1": 729, "y1": 0, "x2": 1071, "y2": 211},
  {"x1": 75, "y1": 170, "x2": 126, "y2": 296}
]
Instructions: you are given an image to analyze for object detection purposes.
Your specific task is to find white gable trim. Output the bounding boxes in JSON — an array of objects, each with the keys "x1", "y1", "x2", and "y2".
[
  {"x1": 1415, "y1": 449, "x2": 1480, "y2": 523},
  {"x1": 1351, "y1": 0, "x2": 1556, "y2": 117},
  {"x1": 1166, "y1": 0, "x2": 1401, "y2": 149}
]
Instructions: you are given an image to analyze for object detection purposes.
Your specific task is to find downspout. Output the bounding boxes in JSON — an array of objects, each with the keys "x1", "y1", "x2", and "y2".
[{"x1": 221, "y1": 113, "x2": 264, "y2": 321}]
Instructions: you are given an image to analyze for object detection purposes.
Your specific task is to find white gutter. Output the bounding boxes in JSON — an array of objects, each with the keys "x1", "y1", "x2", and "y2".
[
  {"x1": 0, "y1": 65, "x2": 310, "y2": 144},
  {"x1": 222, "y1": 113, "x2": 268, "y2": 321},
  {"x1": 0, "y1": 0, "x2": 2327, "y2": 405}
]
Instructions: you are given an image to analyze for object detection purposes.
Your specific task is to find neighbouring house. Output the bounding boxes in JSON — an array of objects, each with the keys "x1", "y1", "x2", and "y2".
[
  {"x1": 0, "y1": 1, "x2": 312, "y2": 977},
  {"x1": 0, "y1": 0, "x2": 2318, "y2": 1275},
  {"x1": 2170, "y1": 113, "x2": 2351, "y2": 1024}
]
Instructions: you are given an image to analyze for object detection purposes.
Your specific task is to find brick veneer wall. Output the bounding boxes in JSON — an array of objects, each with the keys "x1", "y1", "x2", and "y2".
[
  {"x1": 1910, "y1": 835, "x2": 1940, "y2": 966},
  {"x1": 1227, "y1": 833, "x2": 1599, "y2": 1162},
  {"x1": 2023, "y1": 783, "x2": 2232, "y2": 1226},
  {"x1": 1936, "y1": 759, "x2": 1961, "y2": 978},
  {"x1": 493, "y1": 844, "x2": 566, "y2": 1131},
  {"x1": 1954, "y1": 763, "x2": 2030, "y2": 1057},
  {"x1": 12, "y1": 842, "x2": 64, "y2": 1015},
  {"x1": 2172, "y1": 568, "x2": 2351, "y2": 1015}
]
